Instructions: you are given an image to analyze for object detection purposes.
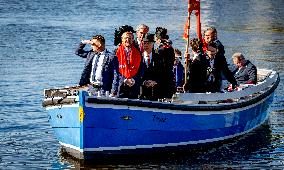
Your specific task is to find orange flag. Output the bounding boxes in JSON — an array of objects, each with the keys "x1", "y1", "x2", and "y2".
[{"x1": 183, "y1": 19, "x2": 189, "y2": 41}]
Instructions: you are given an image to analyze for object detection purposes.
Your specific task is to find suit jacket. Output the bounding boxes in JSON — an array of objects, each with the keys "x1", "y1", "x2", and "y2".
[
  {"x1": 140, "y1": 50, "x2": 163, "y2": 100},
  {"x1": 215, "y1": 39, "x2": 225, "y2": 57},
  {"x1": 206, "y1": 54, "x2": 237, "y2": 92},
  {"x1": 185, "y1": 52, "x2": 208, "y2": 93},
  {"x1": 75, "y1": 43, "x2": 120, "y2": 94},
  {"x1": 232, "y1": 60, "x2": 257, "y2": 85},
  {"x1": 173, "y1": 62, "x2": 184, "y2": 88},
  {"x1": 156, "y1": 45, "x2": 175, "y2": 98}
]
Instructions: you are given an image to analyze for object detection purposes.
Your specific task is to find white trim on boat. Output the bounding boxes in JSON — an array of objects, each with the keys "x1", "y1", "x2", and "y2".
[
  {"x1": 85, "y1": 94, "x2": 273, "y2": 115},
  {"x1": 59, "y1": 142, "x2": 83, "y2": 152},
  {"x1": 46, "y1": 103, "x2": 79, "y2": 110}
]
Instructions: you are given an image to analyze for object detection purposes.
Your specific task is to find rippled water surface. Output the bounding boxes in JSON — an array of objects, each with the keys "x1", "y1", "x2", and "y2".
[{"x1": 0, "y1": 0, "x2": 283, "y2": 169}]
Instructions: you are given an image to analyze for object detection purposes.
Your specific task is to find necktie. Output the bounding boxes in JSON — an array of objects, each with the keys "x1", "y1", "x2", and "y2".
[
  {"x1": 92, "y1": 54, "x2": 100, "y2": 82},
  {"x1": 139, "y1": 41, "x2": 144, "y2": 53},
  {"x1": 147, "y1": 55, "x2": 150, "y2": 66}
]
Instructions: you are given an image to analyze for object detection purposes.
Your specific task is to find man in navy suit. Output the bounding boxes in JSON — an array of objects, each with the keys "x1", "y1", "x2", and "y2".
[
  {"x1": 75, "y1": 35, "x2": 120, "y2": 97},
  {"x1": 231, "y1": 53, "x2": 257, "y2": 85}
]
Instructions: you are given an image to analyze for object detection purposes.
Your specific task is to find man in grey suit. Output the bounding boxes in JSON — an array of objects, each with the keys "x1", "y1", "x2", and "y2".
[{"x1": 231, "y1": 52, "x2": 257, "y2": 85}]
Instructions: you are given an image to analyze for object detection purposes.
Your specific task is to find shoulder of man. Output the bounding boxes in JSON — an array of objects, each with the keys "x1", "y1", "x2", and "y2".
[{"x1": 245, "y1": 60, "x2": 256, "y2": 69}]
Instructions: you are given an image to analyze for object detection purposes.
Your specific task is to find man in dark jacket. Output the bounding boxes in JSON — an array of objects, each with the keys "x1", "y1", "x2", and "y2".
[
  {"x1": 205, "y1": 42, "x2": 237, "y2": 92},
  {"x1": 184, "y1": 38, "x2": 208, "y2": 93},
  {"x1": 231, "y1": 52, "x2": 257, "y2": 85},
  {"x1": 140, "y1": 33, "x2": 163, "y2": 100},
  {"x1": 75, "y1": 35, "x2": 120, "y2": 96},
  {"x1": 203, "y1": 27, "x2": 225, "y2": 57},
  {"x1": 155, "y1": 27, "x2": 175, "y2": 98}
]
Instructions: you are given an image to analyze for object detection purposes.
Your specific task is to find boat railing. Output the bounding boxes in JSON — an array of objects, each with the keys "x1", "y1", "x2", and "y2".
[
  {"x1": 42, "y1": 69, "x2": 279, "y2": 107},
  {"x1": 176, "y1": 69, "x2": 278, "y2": 103}
]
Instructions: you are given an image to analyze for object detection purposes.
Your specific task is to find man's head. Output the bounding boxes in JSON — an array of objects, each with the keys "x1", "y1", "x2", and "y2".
[
  {"x1": 190, "y1": 38, "x2": 203, "y2": 53},
  {"x1": 232, "y1": 52, "x2": 246, "y2": 68},
  {"x1": 114, "y1": 25, "x2": 135, "y2": 46},
  {"x1": 91, "y1": 35, "x2": 105, "y2": 52},
  {"x1": 174, "y1": 49, "x2": 182, "y2": 66},
  {"x1": 174, "y1": 48, "x2": 182, "y2": 57},
  {"x1": 204, "y1": 27, "x2": 217, "y2": 44},
  {"x1": 206, "y1": 42, "x2": 218, "y2": 59},
  {"x1": 121, "y1": 32, "x2": 134, "y2": 48},
  {"x1": 136, "y1": 24, "x2": 149, "y2": 42},
  {"x1": 155, "y1": 27, "x2": 168, "y2": 45},
  {"x1": 142, "y1": 33, "x2": 154, "y2": 53}
]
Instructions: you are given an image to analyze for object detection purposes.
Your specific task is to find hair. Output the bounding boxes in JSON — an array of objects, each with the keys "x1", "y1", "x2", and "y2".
[
  {"x1": 92, "y1": 35, "x2": 105, "y2": 45},
  {"x1": 204, "y1": 27, "x2": 217, "y2": 35},
  {"x1": 136, "y1": 24, "x2": 149, "y2": 32},
  {"x1": 174, "y1": 48, "x2": 182, "y2": 56},
  {"x1": 232, "y1": 52, "x2": 245, "y2": 61},
  {"x1": 190, "y1": 38, "x2": 203, "y2": 52},
  {"x1": 114, "y1": 25, "x2": 135, "y2": 46},
  {"x1": 207, "y1": 41, "x2": 217, "y2": 49},
  {"x1": 155, "y1": 27, "x2": 168, "y2": 40},
  {"x1": 121, "y1": 32, "x2": 134, "y2": 39}
]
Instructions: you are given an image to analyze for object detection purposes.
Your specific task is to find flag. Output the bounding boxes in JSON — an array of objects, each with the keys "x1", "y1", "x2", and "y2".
[
  {"x1": 183, "y1": 0, "x2": 200, "y2": 41},
  {"x1": 183, "y1": 19, "x2": 189, "y2": 41}
]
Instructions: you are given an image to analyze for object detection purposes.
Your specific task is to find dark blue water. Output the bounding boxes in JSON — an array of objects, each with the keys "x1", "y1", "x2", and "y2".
[{"x1": 0, "y1": 0, "x2": 283, "y2": 169}]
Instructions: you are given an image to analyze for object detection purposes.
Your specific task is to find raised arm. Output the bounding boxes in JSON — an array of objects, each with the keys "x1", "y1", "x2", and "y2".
[{"x1": 75, "y1": 40, "x2": 92, "y2": 58}]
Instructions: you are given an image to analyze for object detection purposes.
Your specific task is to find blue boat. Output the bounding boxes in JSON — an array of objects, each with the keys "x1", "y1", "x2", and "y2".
[{"x1": 43, "y1": 69, "x2": 279, "y2": 159}]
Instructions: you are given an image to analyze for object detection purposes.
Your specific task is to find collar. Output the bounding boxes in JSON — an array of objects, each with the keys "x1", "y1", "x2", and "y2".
[
  {"x1": 143, "y1": 51, "x2": 152, "y2": 60},
  {"x1": 137, "y1": 38, "x2": 142, "y2": 45}
]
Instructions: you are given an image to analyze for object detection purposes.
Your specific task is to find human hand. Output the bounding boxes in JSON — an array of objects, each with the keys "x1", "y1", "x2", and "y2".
[
  {"x1": 109, "y1": 92, "x2": 117, "y2": 98},
  {"x1": 143, "y1": 80, "x2": 157, "y2": 87},
  {"x1": 125, "y1": 78, "x2": 135, "y2": 87},
  {"x1": 227, "y1": 84, "x2": 239, "y2": 92},
  {"x1": 81, "y1": 40, "x2": 92, "y2": 45}
]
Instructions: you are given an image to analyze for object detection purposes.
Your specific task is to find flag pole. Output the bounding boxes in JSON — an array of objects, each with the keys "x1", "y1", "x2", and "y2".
[{"x1": 184, "y1": 0, "x2": 192, "y2": 88}]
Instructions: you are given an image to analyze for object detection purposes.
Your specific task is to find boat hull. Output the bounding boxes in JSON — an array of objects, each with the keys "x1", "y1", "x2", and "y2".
[
  {"x1": 45, "y1": 70, "x2": 279, "y2": 159},
  {"x1": 47, "y1": 92, "x2": 274, "y2": 158}
]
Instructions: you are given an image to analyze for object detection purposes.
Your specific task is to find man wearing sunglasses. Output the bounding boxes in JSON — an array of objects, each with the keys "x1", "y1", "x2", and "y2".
[{"x1": 75, "y1": 35, "x2": 120, "y2": 97}]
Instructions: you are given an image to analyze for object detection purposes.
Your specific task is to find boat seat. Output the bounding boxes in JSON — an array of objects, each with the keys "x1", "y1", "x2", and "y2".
[{"x1": 257, "y1": 69, "x2": 272, "y2": 83}]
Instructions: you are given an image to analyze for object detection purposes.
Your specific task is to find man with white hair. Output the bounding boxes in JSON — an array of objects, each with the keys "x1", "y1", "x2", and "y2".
[
  {"x1": 231, "y1": 52, "x2": 257, "y2": 85},
  {"x1": 135, "y1": 24, "x2": 149, "y2": 52}
]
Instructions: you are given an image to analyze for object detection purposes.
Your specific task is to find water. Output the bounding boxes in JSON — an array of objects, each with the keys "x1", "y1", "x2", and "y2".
[{"x1": 0, "y1": 0, "x2": 283, "y2": 169}]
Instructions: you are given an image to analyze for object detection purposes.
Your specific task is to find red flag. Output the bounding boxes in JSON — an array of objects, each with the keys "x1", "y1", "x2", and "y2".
[
  {"x1": 183, "y1": 19, "x2": 189, "y2": 40},
  {"x1": 183, "y1": 0, "x2": 200, "y2": 41}
]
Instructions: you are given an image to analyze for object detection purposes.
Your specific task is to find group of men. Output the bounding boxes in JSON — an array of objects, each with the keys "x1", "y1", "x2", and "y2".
[
  {"x1": 75, "y1": 24, "x2": 257, "y2": 100},
  {"x1": 184, "y1": 27, "x2": 257, "y2": 93}
]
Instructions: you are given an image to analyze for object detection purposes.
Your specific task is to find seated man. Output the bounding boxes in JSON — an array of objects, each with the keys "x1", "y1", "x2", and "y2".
[
  {"x1": 75, "y1": 35, "x2": 119, "y2": 96},
  {"x1": 231, "y1": 52, "x2": 257, "y2": 85}
]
